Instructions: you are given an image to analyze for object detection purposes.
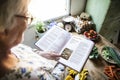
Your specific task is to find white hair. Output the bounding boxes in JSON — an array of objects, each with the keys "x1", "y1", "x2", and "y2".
[{"x1": 0, "y1": 0, "x2": 30, "y2": 32}]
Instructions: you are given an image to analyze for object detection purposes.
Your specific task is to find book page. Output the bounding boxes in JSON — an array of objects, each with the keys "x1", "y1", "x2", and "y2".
[
  {"x1": 58, "y1": 37, "x2": 94, "y2": 72},
  {"x1": 35, "y1": 26, "x2": 94, "y2": 72},
  {"x1": 35, "y1": 26, "x2": 71, "y2": 53}
]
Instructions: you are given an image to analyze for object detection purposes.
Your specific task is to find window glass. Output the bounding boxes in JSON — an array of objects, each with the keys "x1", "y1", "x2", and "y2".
[{"x1": 29, "y1": 0, "x2": 70, "y2": 21}]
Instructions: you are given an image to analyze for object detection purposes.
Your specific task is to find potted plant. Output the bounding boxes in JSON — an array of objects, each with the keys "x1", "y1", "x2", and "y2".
[{"x1": 35, "y1": 21, "x2": 47, "y2": 38}]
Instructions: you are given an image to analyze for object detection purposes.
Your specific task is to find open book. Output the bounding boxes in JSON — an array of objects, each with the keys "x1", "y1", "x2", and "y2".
[{"x1": 35, "y1": 26, "x2": 94, "y2": 72}]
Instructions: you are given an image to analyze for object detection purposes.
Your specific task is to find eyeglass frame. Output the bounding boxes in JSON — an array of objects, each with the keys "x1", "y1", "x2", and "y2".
[{"x1": 14, "y1": 14, "x2": 33, "y2": 25}]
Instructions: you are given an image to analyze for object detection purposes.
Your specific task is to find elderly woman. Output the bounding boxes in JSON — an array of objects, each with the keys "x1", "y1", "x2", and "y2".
[{"x1": 0, "y1": 0, "x2": 64, "y2": 80}]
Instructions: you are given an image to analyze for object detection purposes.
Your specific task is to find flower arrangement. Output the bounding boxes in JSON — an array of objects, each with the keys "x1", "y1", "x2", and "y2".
[{"x1": 65, "y1": 68, "x2": 88, "y2": 80}]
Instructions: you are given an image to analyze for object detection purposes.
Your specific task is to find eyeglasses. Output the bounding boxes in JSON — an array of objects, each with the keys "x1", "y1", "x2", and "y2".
[{"x1": 15, "y1": 15, "x2": 33, "y2": 25}]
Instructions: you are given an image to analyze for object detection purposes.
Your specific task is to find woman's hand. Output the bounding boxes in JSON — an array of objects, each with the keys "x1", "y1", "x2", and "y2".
[{"x1": 40, "y1": 51, "x2": 61, "y2": 61}]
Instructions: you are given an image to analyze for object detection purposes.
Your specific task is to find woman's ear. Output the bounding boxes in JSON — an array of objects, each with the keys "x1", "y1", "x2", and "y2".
[
  {"x1": 4, "y1": 29, "x2": 9, "y2": 36},
  {"x1": 0, "y1": 29, "x2": 9, "y2": 36}
]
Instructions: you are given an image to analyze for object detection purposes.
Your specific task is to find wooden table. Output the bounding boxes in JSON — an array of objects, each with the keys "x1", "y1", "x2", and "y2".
[{"x1": 72, "y1": 33, "x2": 120, "y2": 80}]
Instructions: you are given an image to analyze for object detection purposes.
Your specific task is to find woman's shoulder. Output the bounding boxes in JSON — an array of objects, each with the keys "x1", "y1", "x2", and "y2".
[
  {"x1": 0, "y1": 65, "x2": 56, "y2": 80},
  {"x1": 11, "y1": 44, "x2": 56, "y2": 67},
  {"x1": 11, "y1": 44, "x2": 33, "y2": 52},
  {"x1": 0, "y1": 44, "x2": 57, "y2": 80}
]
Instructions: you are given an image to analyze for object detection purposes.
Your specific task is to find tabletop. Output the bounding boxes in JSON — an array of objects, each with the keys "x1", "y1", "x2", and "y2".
[{"x1": 71, "y1": 33, "x2": 120, "y2": 80}]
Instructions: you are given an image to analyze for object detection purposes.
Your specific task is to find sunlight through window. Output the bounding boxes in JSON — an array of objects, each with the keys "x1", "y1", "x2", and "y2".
[{"x1": 29, "y1": 0, "x2": 70, "y2": 21}]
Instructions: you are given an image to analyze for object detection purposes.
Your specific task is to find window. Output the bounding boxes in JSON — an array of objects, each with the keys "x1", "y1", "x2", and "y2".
[{"x1": 29, "y1": 0, "x2": 70, "y2": 21}]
